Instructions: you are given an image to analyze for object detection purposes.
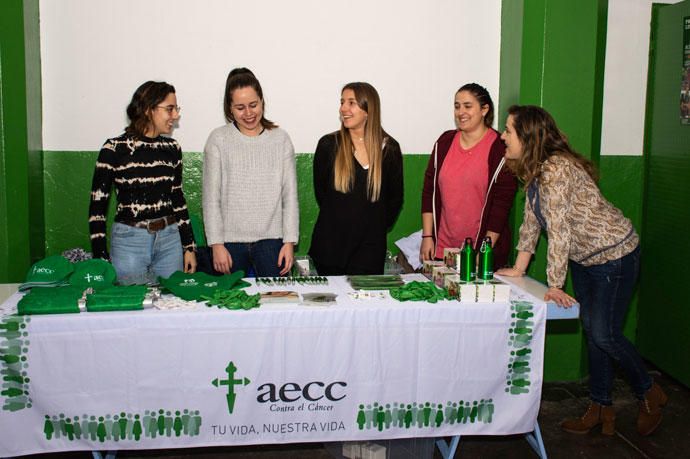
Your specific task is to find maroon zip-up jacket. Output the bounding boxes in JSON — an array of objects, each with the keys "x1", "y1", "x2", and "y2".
[{"x1": 421, "y1": 129, "x2": 518, "y2": 269}]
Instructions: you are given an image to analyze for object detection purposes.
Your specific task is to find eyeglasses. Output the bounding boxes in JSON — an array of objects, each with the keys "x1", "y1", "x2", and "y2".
[{"x1": 156, "y1": 105, "x2": 182, "y2": 114}]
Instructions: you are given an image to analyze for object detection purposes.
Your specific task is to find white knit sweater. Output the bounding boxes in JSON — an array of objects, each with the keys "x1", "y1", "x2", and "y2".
[{"x1": 202, "y1": 124, "x2": 299, "y2": 245}]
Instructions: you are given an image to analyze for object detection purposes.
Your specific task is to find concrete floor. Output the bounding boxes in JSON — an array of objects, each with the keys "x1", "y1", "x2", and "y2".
[{"x1": 21, "y1": 366, "x2": 689, "y2": 459}]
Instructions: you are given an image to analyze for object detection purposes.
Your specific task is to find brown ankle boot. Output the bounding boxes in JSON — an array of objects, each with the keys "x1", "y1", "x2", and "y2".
[
  {"x1": 638, "y1": 382, "x2": 668, "y2": 436},
  {"x1": 561, "y1": 402, "x2": 616, "y2": 435}
]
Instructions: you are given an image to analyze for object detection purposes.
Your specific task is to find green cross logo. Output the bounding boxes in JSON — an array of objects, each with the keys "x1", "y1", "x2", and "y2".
[{"x1": 212, "y1": 361, "x2": 250, "y2": 414}]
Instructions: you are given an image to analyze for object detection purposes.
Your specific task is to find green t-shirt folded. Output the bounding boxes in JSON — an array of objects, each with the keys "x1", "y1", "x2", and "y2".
[
  {"x1": 17, "y1": 286, "x2": 83, "y2": 315},
  {"x1": 159, "y1": 271, "x2": 249, "y2": 301}
]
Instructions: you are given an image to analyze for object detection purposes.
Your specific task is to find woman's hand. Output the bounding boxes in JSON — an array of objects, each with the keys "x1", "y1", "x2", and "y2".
[
  {"x1": 496, "y1": 267, "x2": 525, "y2": 277},
  {"x1": 278, "y1": 243, "x2": 295, "y2": 276},
  {"x1": 183, "y1": 251, "x2": 197, "y2": 274},
  {"x1": 212, "y1": 244, "x2": 232, "y2": 274},
  {"x1": 420, "y1": 238, "x2": 435, "y2": 262},
  {"x1": 544, "y1": 287, "x2": 576, "y2": 308}
]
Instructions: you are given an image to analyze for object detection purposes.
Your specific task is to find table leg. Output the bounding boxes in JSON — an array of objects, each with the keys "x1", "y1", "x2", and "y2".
[
  {"x1": 524, "y1": 421, "x2": 548, "y2": 458},
  {"x1": 435, "y1": 435, "x2": 460, "y2": 459}
]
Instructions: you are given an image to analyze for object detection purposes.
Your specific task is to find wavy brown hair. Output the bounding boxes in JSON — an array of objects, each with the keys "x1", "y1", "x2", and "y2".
[
  {"x1": 506, "y1": 105, "x2": 598, "y2": 186},
  {"x1": 125, "y1": 81, "x2": 175, "y2": 138},
  {"x1": 223, "y1": 67, "x2": 277, "y2": 130},
  {"x1": 334, "y1": 82, "x2": 387, "y2": 202}
]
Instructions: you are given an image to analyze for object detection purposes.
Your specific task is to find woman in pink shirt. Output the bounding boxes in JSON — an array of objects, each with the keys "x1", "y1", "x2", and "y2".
[{"x1": 420, "y1": 83, "x2": 517, "y2": 268}]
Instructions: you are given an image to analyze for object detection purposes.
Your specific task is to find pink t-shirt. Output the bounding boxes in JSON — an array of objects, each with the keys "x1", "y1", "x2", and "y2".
[{"x1": 435, "y1": 129, "x2": 496, "y2": 258}]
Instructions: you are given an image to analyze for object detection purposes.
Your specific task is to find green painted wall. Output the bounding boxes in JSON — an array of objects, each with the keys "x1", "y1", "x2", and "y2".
[
  {"x1": 638, "y1": 1, "x2": 690, "y2": 386},
  {"x1": 42, "y1": 152, "x2": 429, "y2": 258},
  {"x1": 500, "y1": 0, "x2": 610, "y2": 381},
  {"x1": 0, "y1": 0, "x2": 36, "y2": 282}
]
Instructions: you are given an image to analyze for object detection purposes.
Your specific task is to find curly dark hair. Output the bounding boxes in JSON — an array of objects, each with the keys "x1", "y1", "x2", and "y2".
[{"x1": 125, "y1": 81, "x2": 175, "y2": 138}]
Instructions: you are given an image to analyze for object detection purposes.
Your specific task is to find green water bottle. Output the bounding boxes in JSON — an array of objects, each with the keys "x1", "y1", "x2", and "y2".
[
  {"x1": 460, "y1": 237, "x2": 475, "y2": 282},
  {"x1": 478, "y1": 236, "x2": 494, "y2": 280}
]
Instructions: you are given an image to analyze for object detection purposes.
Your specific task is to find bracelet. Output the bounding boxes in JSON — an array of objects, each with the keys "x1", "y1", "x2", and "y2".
[{"x1": 421, "y1": 235, "x2": 434, "y2": 238}]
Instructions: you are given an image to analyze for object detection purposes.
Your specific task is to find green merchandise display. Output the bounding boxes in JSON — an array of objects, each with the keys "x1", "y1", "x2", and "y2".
[
  {"x1": 69, "y1": 258, "x2": 117, "y2": 289},
  {"x1": 202, "y1": 289, "x2": 261, "y2": 310},
  {"x1": 17, "y1": 286, "x2": 83, "y2": 315},
  {"x1": 159, "y1": 271, "x2": 249, "y2": 301},
  {"x1": 85, "y1": 285, "x2": 148, "y2": 312},
  {"x1": 18, "y1": 255, "x2": 74, "y2": 291},
  {"x1": 347, "y1": 275, "x2": 404, "y2": 290},
  {"x1": 389, "y1": 281, "x2": 451, "y2": 303}
]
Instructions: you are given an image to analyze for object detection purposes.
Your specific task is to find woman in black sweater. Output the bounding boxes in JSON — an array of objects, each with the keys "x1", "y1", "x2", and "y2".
[{"x1": 309, "y1": 82, "x2": 403, "y2": 275}]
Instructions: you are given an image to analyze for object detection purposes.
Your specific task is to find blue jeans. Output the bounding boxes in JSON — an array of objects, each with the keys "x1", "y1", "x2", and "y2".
[
  {"x1": 224, "y1": 239, "x2": 284, "y2": 277},
  {"x1": 570, "y1": 246, "x2": 651, "y2": 405},
  {"x1": 110, "y1": 222, "x2": 183, "y2": 285}
]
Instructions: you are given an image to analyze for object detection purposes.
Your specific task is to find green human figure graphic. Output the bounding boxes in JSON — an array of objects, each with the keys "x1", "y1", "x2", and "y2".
[
  {"x1": 133, "y1": 415, "x2": 142, "y2": 441},
  {"x1": 165, "y1": 410, "x2": 173, "y2": 436},
  {"x1": 212, "y1": 361, "x2": 250, "y2": 414},
  {"x1": 112, "y1": 415, "x2": 121, "y2": 441},
  {"x1": 44, "y1": 415, "x2": 54, "y2": 440},
  {"x1": 384, "y1": 404, "x2": 392, "y2": 429},
  {"x1": 0, "y1": 320, "x2": 20, "y2": 332},
  {"x1": 97, "y1": 416, "x2": 107, "y2": 442},
  {"x1": 423, "y1": 402, "x2": 432, "y2": 427},
  {"x1": 89, "y1": 415, "x2": 98, "y2": 441},
  {"x1": 192, "y1": 410, "x2": 202, "y2": 436},
  {"x1": 416, "y1": 404, "x2": 424, "y2": 428},
  {"x1": 182, "y1": 409, "x2": 190, "y2": 435},
  {"x1": 435, "y1": 404, "x2": 444, "y2": 427},
  {"x1": 513, "y1": 319, "x2": 534, "y2": 329},
  {"x1": 364, "y1": 404, "x2": 373, "y2": 429},
  {"x1": 455, "y1": 400, "x2": 464, "y2": 423},
  {"x1": 157, "y1": 409, "x2": 165, "y2": 435},
  {"x1": 397, "y1": 403, "x2": 405, "y2": 427},
  {"x1": 509, "y1": 326, "x2": 532, "y2": 335},
  {"x1": 462, "y1": 402, "x2": 471, "y2": 423},
  {"x1": 143, "y1": 410, "x2": 153, "y2": 438},
  {"x1": 376, "y1": 406, "x2": 385, "y2": 431},
  {"x1": 126, "y1": 413, "x2": 134, "y2": 440},
  {"x1": 51, "y1": 415, "x2": 61, "y2": 439},
  {"x1": 478, "y1": 399, "x2": 494, "y2": 423},
  {"x1": 118, "y1": 412, "x2": 128, "y2": 440},
  {"x1": 511, "y1": 301, "x2": 532, "y2": 313},
  {"x1": 511, "y1": 334, "x2": 532, "y2": 347},
  {"x1": 174, "y1": 411, "x2": 183, "y2": 436},
  {"x1": 65, "y1": 418, "x2": 75, "y2": 441},
  {"x1": 104, "y1": 414, "x2": 113, "y2": 440},
  {"x1": 513, "y1": 310, "x2": 534, "y2": 320},
  {"x1": 187, "y1": 412, "x2": 197, "y2": 437},
  {"x1": 59, "y1": 413, "x2": 67, "y2": 437},
  {"x1": 0, "y1": 353, "x2": 19, "y2": 364},
  {"x1": 356, "y1": 404, "x2": 366, "y2": 430},
  {"x1": 73, "y1": 416, "x2": 82, "y2": 440},
  {"x1": 1, "y1": 386, "x2": 24, "y2": 397},
  {"x1": 404, "y1": 405, "x2": 413, "y2": 428},
  {"x1": 470, "y1": 401, "x2": 479, "y2": 423},
  {"x1": 3, "y1": 373, "x2": 26, "y2": 384},
  {"x1": 80, "y1": 414, "x2": 89, "y2": 439}
]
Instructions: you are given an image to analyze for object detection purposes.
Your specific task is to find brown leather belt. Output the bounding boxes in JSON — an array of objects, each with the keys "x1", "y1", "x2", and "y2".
[{"x1": 120, "y1": 215, "x2": 176, "y2": 233}]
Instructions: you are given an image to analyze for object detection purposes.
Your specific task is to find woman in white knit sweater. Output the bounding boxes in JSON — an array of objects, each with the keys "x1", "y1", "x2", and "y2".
[{"x1": 202, "y1": 68, "x2": 299, "y2": 277}]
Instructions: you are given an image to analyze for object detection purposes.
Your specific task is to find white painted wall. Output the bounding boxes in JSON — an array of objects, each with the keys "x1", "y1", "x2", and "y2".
[
  {"x1": 600, "y1": 0, "x2": 679, "y2": 156},
  {"x1": 39, "y1": 0, "x2": 501, "y2": 153}
]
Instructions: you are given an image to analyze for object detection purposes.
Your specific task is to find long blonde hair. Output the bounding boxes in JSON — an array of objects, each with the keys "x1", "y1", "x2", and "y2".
[{"x1": 334, "y1": 82, "x2": 386, "y2": 202}]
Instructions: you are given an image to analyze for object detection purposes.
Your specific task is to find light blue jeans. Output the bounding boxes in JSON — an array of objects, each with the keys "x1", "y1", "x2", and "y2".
[{"x1": 110, "y1": 222, "x2": 183, "y2": 285}]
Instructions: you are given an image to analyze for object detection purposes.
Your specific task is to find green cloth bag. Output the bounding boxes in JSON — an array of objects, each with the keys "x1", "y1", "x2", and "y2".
[
  {"x1": 86, "y1": 285, "x2": 148, "y2": 312},
  {"x1": 159, "y1": 271, "x2": 249, "y2": 301},
  {"x1": 17, "y1": 286, "x2": 83, "y2": 315},
  {"x1": 389, "y1": 281, "x2": 451, "y2": 303}
]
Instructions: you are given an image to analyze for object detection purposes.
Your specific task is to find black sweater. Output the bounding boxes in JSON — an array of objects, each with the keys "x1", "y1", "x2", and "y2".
[
  {"x1": 88, "y1": 133, "x2": 195, "y2": 259},
  {"x1": 308, "y1": 132, "x2": 403, "y2": 274}
]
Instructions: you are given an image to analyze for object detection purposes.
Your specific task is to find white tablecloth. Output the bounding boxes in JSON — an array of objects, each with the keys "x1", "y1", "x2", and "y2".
[{"x1": 0, "y1": 275, "x2": 546, "y2": 457}]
